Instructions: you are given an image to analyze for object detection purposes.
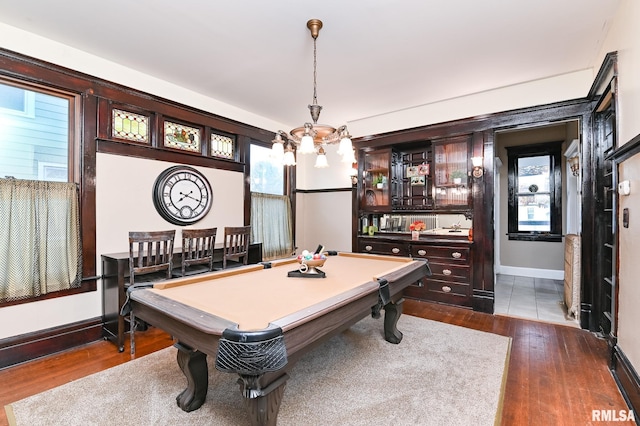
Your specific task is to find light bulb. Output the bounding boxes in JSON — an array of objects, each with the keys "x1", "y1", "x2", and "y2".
[
  {"x1": 341, "y1": 148, "x2": 356, "y2": 163},
  {"x1": 314, "y1": 153, "x2": 329, "y2": 168},
  {"x1": 299, "y1": 134, "x2": 315, "y2": 154},
  {"x1": 283, "y1": 145, "x2": 296, "y2": 166},
  {"x1": 338, "y1": 135, "x2": 352, "y2": 155},
  {"x1": 271, "y1": 140, "x2": 284, "y2": 163}
]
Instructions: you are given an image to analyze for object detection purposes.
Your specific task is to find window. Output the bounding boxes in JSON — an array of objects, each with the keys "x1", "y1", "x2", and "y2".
[
  {"x1": 0, "y1": 78, "x2": 80, "y2": 306},
  {"x1": 0, "y1": 80, "x2": 75, "y2": 182},
  {"x1": 250, "y1": 144, "x2": 293, "y2": 260},
  {"x1": 250, "y1": 144, "x2": 284, "y2": 195},
  {"x1": 507, "y1": 142, "x2": 562, "y2": 242},
  {"x1": 0, "y1": 83, "x2": 35, "y2": 116}
]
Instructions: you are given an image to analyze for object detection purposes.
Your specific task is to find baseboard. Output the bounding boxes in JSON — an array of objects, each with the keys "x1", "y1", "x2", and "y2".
[
  {"x1": 612, "y1": 345, "x2": 640, "y2": 416},
  {"x1": 498, "y1": 265, "x2": 564, "y2": 280},
  {"x1": 472, "y1": 289, "x2": 494, "y2": 314},
  {"x1": 0, "y1": 317, "x2": 103, "y2": 369}
]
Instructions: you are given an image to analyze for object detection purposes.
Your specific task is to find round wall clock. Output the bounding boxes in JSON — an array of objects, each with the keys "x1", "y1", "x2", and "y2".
[{"x1": 152, "y1": 165, "x2": 213, "y2": 226}]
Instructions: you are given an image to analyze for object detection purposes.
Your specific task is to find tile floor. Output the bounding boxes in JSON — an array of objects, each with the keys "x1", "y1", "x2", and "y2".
[{"x1": 494, "y1": 274, "x2": 579, "y2": 327}]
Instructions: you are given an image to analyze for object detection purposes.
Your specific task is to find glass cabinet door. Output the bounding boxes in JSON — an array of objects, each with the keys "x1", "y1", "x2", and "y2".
[
  {"x1": 361, "y1": 149, "x2": 392, "y2": 210},
  {"x1": 433, "y1": 136, "x2": 471, "y2": 208}
]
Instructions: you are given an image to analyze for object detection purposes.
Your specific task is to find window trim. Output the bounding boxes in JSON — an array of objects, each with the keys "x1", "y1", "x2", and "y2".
[
  {"x1": 0, "y1": 77, "x2": 84, "y2": 308},
  {"x1": 506, "y1": 141, "x2": 563, "y2": 242}
]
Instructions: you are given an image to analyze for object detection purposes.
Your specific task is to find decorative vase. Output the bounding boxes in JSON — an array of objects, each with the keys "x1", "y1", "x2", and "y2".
[{"x1": 411, "y1": 230, "x2": 420, "y2": 241}]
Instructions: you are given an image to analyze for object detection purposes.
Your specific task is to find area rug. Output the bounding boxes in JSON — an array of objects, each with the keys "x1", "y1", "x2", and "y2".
[{"x1": 6, "y1": 315, "x2": 511, "y2": 426}]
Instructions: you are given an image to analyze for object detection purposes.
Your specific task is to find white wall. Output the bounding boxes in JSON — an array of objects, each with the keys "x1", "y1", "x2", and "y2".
[
  {"x1": 295, "y1": 191, "x2": 353, "y2": 255},
  {"x1": 595, "y1": 0, "x2": 640, "y2": 374},
  {"x1": 346, "y1": 70, "x2": 595, "y2": 139},
  {"x1": 95, "y1": 154, "x2": 244, "y2": 262}
]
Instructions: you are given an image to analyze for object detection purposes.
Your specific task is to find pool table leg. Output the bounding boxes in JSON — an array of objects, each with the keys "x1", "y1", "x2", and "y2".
[
  {"x1": 238, "y1": 373, "x2": 289, "y2": 426},
  {"x1": 383, "y1": 298, "x2": 405, "y2": 344},
  {"x1": 175, "y1": 344, "x2": 208, "y2": 412}
]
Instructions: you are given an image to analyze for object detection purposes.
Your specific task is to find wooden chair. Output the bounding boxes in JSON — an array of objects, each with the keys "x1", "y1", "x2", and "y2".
[
  {"x1": 127, "y1": 230, "x2": 175, "y2": 354},
  {"x1": 128, "y1": 230, "x2": 176, "y2": 285},
  {"x1": 222, "y1": 226, "x2": 251, "y2": 269},
  {"x1": 172, "y1": 227, "x2": 217, "y2": 277}
]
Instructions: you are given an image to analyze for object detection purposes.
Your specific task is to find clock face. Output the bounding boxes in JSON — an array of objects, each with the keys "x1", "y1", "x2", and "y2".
[{"x1": 152, "y1": 166, "x2": 213, "y2": 225}]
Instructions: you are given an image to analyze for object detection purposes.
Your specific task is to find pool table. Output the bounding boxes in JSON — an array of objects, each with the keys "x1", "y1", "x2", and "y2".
[{"x1": 128, "y1": 252, "x2": 430, "y2": 426}]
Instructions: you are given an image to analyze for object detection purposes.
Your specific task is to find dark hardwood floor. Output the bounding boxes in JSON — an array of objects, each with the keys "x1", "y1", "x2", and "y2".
[{"x1": 0, "y1": 300, "x2": 630, "y2": 425}]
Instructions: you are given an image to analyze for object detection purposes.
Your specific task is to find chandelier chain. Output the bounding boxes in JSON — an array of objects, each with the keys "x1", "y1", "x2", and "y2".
[
  {"x1": 271, "y1": 18, "x2": 354, "y2": 168},
  {"x1": 312, "y1": 37, "x2": 318, "y2": 106}
]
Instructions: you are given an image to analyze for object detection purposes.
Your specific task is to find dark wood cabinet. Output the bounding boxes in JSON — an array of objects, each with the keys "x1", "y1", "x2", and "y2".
[
  {"x1": 358, "y1": 235, "x2": 473, "y2": 308},
  {"x1": 396, "y1": 147, "x2": 434, "y2": 209},
  {"x1": 101, "y1": 242, "x2": 263, "y2": 352},
  {"x1": 356, "y1": 133, "x2": 476, "y2": 309},
  {"x1": 432, "y1": 136, "x2": 471, "y2": 208},
  {"x1": 360, "y1": 148, "x2": 395, "y2": 211}
]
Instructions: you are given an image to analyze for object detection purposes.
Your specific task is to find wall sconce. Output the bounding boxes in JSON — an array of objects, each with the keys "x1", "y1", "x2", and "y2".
[
  {"x1": 471, "y1": 156, "x2": 483, "y2": 178},
  {"x1": 568, "y1": 156, "x2": 579, "y2": 176}
]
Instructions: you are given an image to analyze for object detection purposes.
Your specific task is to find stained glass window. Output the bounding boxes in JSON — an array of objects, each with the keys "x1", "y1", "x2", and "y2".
[
  {"x1": 211, "y1": 132, "x2": 235, "y2": 160},
  {"x1": 164, "y1": 121, "x2": 201, "y2": 152},
  {"x1": 112, "y1": 109, "x2": 149, "y2": 143}
]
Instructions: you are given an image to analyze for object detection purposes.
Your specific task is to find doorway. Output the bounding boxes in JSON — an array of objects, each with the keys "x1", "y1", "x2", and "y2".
[{"x1": 493, "y1": 121, "x2": 581, "y2": 327}]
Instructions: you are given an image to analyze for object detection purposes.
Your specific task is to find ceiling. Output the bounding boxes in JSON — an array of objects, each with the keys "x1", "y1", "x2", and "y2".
[{"x1": 0, "y1": 1, "x2": 621, "y2": 132}]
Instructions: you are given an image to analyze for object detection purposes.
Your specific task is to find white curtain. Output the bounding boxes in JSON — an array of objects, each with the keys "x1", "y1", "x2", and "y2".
[
  {"x1": 0, "y1": 178, "x2": 82, "y2": 303},
  {"x1": 251, "y1": 192, "x2": 293, "y2": 261}
]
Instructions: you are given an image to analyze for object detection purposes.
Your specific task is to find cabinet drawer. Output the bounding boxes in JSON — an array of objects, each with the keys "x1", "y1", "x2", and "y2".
[
  {"x1": 410, "y1": 245, "x2": 469, "y2": 261},
  {"x1": 360, "y1": 241, "x2": 409, "y2": 256},
  {"x1": 404, "y1": 278, "x2": 472, "y2": 307},
  {"x1": 429, "y1": 262, "x2": 470, "y2": 282}
]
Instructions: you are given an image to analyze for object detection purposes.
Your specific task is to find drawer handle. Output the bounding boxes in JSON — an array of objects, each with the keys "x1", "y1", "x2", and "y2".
[
  {"x1": 451, "y1": 252, "x2": 462, "y2": 259},
  {"x1": 391, "y1": 247, "x2": 400, "y2": 254},
  {"x1": 417, "y1": 249, "x2": 426, "y2": 256},
  {"x1": 442, "y1": 286, "x2": 452, "y2": 293},
  {"x1": 442, "y1": 269, "x2": 452, "y2": 276},
  {"x1": 365, "y1": 245, "x2": 373, "y2": 252}
]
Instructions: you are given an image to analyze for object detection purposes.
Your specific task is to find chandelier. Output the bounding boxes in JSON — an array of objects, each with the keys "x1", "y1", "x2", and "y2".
[{"x1": 271, "y1": 19, "x2": 355, "y2": 168}]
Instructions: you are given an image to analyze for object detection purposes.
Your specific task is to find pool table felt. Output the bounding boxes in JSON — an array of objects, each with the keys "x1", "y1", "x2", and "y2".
[{"x1": 148, "y1": 253, "x2": 415, "y2": 331}]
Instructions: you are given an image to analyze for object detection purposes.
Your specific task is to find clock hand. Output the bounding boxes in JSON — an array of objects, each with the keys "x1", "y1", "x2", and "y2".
[{"x1": 178, "y1": 191, "x2": 201, "y2": 203}]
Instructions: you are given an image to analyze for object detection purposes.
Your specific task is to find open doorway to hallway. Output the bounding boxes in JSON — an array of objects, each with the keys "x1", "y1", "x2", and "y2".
[
  {"x1": 493, "y1": 121, "x2": 581, "y2": 327},
  {"x1": 494, "y1": 274, "x2": 578, "y2": 327}
]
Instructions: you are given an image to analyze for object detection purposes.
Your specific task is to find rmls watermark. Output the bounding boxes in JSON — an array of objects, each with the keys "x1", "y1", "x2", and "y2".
[{"x1": 592, "y1": 409, "x2": 635, "y2": 422}]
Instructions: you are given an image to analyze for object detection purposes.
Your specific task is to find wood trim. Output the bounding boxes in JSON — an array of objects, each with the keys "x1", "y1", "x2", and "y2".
[
  {"x1": 0, "y1": 318, "x2": 103, "y2": 369},
  {"x1": 611, "y1": 346, "x2": 640, "y2": 416},
  {"x1": 295, "y1": 188, "x2": 353, "y2": 193},
  {"x1": 472, "y1": 289, "x2": 494, "y2": 313},
  {"x1": 588, "y1": 51, "x2": 618, "y2": 100},
  {"x1": 96, "y1": 138, "x2": 245, "y2": 172},
  {"x1": 608, "y1": 132, "x2": 640, "y2": 164},
  {"x1": 354, "y1": 98, "x2": 592, "y2": 149}
]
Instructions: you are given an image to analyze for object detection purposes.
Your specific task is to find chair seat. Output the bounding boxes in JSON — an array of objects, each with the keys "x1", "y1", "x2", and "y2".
[
  {"x1": 171, "y1": 265, "x2": 217, "y2": 278},
  {"x1": 213, "y1": 259, "x2": 244, "y2": 270},
  {"x1": 128, "y1": 270, "x2": 172, "y2": 285}
]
